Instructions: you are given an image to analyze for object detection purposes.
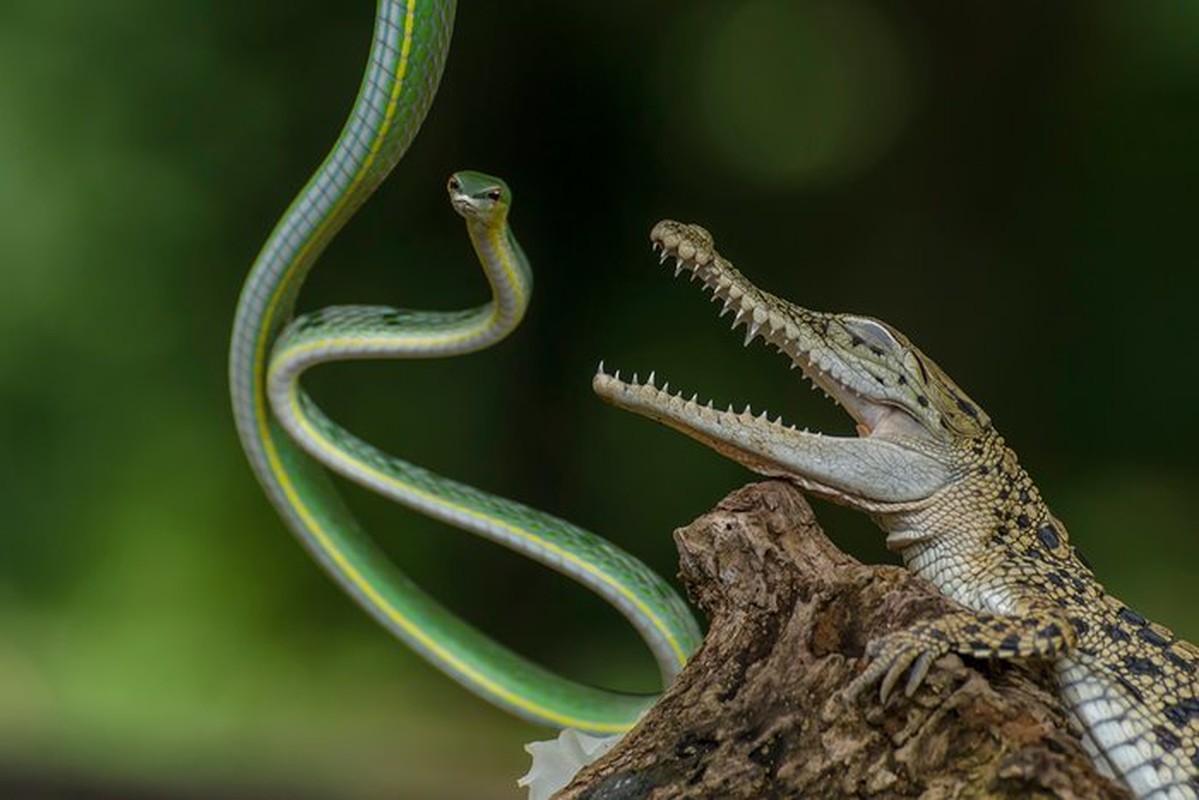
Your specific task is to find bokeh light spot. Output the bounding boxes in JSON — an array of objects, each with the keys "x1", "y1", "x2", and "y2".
[{"x1": 663, "y1": 0, "x2": 914, "y2": 189}]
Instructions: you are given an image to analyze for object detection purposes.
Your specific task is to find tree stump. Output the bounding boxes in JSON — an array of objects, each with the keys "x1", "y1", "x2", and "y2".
[{"x1": 557, "y1": 481, "x2": 1128, "y2": 799}]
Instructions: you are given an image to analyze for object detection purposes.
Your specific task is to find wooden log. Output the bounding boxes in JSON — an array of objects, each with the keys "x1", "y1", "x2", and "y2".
[{"x1": 557, "y1": 481, "x2": 1128, "y2": 799}]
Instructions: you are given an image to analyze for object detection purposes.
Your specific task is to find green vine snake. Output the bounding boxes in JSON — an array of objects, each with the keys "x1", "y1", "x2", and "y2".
[{"x1": 228, "y1": 0, "x2": 701, "y2": 733}]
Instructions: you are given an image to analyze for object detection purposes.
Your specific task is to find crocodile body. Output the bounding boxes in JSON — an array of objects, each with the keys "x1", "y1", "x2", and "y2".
[{"x1": 593, "y1": 220, "x2": 1199, "y2": 799}]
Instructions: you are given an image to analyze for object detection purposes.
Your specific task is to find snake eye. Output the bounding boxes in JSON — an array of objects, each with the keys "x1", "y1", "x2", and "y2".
[
  {"x1": 448, "y1": 177, "x2": 460, "y2": 192},
  {"x1": 486, "y1": 189, "x2": 502, "y2": 201}
]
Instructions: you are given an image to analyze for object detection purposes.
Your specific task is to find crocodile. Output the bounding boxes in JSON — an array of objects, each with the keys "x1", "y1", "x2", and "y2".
[{"x1": 592, "y1": 220, "x2": 1199, "y2": 799}]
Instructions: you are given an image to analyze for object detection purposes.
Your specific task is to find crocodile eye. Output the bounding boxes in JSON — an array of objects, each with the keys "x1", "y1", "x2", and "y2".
[
  {"x1": 448, "y1": 177, "x2": 460, "y2": 191},
  {"x1": 843, "y1": 316, "x2": 900, "y2": 352},
  {"x1": 486, "y1": 189, "x2": 502, "y2": 201}
]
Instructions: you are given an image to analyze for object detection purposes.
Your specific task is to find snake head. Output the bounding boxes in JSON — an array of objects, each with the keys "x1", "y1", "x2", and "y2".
[{"x1": 448, "y1": 171, "x2": 511, "y2": 224}]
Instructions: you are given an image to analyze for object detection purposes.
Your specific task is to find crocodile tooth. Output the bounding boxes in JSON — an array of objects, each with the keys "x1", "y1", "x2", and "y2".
[{"x1": 744, "y1": 321, "x2": 761, "y2": 346}]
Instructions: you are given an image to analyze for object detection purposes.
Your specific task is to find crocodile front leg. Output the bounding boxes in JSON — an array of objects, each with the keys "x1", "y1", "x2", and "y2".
[{"x1": 847, "y1": 603, "x2": 1077, "y2": 702}]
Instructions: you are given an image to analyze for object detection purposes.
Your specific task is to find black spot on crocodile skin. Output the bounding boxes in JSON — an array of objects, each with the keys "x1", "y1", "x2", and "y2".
[
  {"x1": 955, "y1": 397, "x2": 979, "y2": 419},
  {"x1": 869, "y1": 345, "x2": 884, "y2": 356},
  {"x1": 1037, "y1": 524, "x2": 1061, "y2": 550},
  {"x1": 962, "y1": 623, "x2": 981, "y2": 635},
  {"x1": 1124, "y1": 655, "x2": 1163, "y2": 677},
  {"x1": 897, "y1": 374, "x2": 907, "y2": 385},
  {"x1": 1105, "y1": 624, "x2": 1130, "y2": 643},
  {"x1": 1156, "y1": 725, "x2": 1182, "y2": 752},
  {"x1": 1038, "y1": 623, "x2": 1063, "y2": 641},
  {"x1": 999, "y1": 634, "x2": 1022, "y2": 652},
  {"x1": 1164, "y1": 649, "x2": 1197, "y2": 675},
  {"x1": 1164, "y1": 698, "x2": 1199, "y2": 728},
  {"x1": 968, "y1": 639, "x2": 989, "y2": 653},
  {"x1": 998, "y1": 489, "x2": 1009, "y2": 500},
  {"x1": 917, "y1": 395, "x2": 929, "y2": 407},
  {"x1": 1116, "y1": 675, "x2": 1144, "y2": 703},
  {"x1": 1026, "y1": 547, "x2": 1043, "y2": 561},
  {"x1": 1016, "y1": 513, "x2": 1031, "y2": 530},
  {"x1": 1047, "y1": 573, "x2": 1066, "y2": 589},
  {"x1": 1118, "y1": 608, "x2": 1147, "y2": 627},
  {"x1": 977, "y1": 465, "x2": 989, "y2": 476},
  {"x1": 1019, "y1": 488, "x2": 1031, "y2": 503},
  {"x1": 1138, "y1": 627, "x2": 1171, "y2": 648},
  {"x1": 1069, "y1": 617, "x2": 1089, "y2": 636},
  {"x1": 1074, "y1": 549, "x2": 1093, "y2": 570}
]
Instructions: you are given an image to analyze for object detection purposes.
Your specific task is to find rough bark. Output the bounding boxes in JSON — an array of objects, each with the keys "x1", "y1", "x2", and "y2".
[{"x1": 557, "y1": 481, "x2": 1129, "y2": 799}]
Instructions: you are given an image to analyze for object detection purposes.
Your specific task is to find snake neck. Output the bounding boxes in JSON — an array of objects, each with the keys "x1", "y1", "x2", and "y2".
[{"x1": 463, "y1": 217, "x2": 533, "y2": 341}]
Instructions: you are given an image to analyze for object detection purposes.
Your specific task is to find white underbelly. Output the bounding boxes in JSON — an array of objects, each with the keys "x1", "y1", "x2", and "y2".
[{"x1": 1055, "y1": 656, "x2": 1196, "y2": 800}]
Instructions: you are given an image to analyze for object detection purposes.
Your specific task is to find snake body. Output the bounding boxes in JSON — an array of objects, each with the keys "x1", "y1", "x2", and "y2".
[{"x1": 229, "y1": 0, "x2": 700, "y2": 732}]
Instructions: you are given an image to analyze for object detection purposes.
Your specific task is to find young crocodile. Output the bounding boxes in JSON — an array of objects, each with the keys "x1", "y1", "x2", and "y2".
[{"x1": 593, "y1": 220, "x2": 1199, "y2": 800}]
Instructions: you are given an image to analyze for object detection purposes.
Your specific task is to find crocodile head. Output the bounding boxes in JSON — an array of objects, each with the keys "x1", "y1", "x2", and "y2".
[{"x1": 593, "y1": 220, "x2": 993, "y2": 516}]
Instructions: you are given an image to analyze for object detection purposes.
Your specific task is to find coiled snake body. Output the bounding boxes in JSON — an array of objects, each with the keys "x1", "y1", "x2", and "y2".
[{"x1": 229, "y1": 1, "x2": 700, "y2": 733}]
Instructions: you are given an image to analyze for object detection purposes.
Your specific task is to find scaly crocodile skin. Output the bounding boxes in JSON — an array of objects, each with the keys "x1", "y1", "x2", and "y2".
[{"x1": 594, "y1": 220, "x2": 1199, "y2": 799}]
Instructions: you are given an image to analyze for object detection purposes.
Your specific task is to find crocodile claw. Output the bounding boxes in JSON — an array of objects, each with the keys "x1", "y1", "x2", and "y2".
[{"x1": 845, "y1": 630, "x2": 950, "y2": 704}]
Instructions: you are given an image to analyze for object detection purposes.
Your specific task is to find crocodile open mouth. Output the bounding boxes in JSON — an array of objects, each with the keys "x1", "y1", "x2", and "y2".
[
  {"x1": 592, "y1": 220, "x2": 952, "y2": 507},
  {"x1": 594, "y1": 221, "x2": 926, "y2": 442}
]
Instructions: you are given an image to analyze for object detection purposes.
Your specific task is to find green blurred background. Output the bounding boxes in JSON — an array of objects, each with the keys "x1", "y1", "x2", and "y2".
[{"x1": 3, "y1": 1, "x2": 1198, "y2": 797}]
